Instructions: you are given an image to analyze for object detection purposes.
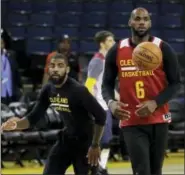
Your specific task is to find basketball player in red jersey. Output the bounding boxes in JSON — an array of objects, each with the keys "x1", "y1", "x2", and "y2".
[{"x1": 102, "y1": 8, "x2": 181, "y2": 175}]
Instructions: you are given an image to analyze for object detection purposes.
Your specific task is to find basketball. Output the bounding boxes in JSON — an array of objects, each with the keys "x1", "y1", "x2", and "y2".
[{"x1": 132, "y1": 42, "x2": 162, "y2": 70}]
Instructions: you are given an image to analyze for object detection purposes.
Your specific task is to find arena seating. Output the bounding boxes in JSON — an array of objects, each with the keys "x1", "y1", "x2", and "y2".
[
  {"x1": 2, "y1": 0, "x2": 184, "y2": 55},
  {"x1": 2, "y1": 0, "x2": 184, "y2": 84},
  {"x1": 1, "y1": 102, "x2": 62, "y2": 167},
  {"x1": 2, "y1": 0, "x2": 185, "y2": 86}
]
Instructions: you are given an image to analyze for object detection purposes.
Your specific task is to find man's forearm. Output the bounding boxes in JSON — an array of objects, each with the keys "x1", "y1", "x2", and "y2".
[
  {"x1": 155, "y1": 41, "x2": 181, "y2": 107},
  {"x1": 102, "y1": 44, "x2": 118, "y2": 105},
  {"x1": 92, "y1": 124, "x2": 104, "y2": 145},
  {"x1": 79, "y1": 86, "x2": 106, "y2": 145},
  {"x1": 102, "y1": 84, "x2": 115, "y2": 105},
  {"x1": 114, "y1": 90, "x2": 120, "y2": 101}
]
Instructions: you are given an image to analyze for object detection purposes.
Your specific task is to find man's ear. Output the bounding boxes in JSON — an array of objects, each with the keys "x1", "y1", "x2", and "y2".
[
  {"x1": 66, "y1": 66, "x2": 70, "y2": 73},
  {"x1": 149, "y1": 20, "x2": 152, "y2": 28},
  {"x1": 128, "y1": 19, "x2": 131, "y2": 27}
]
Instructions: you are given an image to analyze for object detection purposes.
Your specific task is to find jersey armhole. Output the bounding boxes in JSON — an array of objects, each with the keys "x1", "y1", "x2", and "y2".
[
  {"x1": 116, "y1": 41, "x2": 122, "y2": 67},
  {"x1": 159, "y1": 40, "x2": 163, "y2": 49}
]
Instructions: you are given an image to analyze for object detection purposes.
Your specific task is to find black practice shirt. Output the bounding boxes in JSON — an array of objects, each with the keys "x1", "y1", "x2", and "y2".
[{"x1": 26, "y1": 78, "x2": 106, "y2": 139}]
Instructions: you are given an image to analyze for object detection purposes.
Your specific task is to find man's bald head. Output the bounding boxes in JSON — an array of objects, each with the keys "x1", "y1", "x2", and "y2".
[
  {"x1": 129, "y1": 7, "x2": 151, "y2": 38},
  {"x1": 130, "y1": 8, "x2": 150, "y2": 19}
]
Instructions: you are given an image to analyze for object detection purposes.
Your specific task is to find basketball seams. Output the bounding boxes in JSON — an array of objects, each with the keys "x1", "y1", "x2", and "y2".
[
  {"x1": 138, "y1": 46, "x2": 162, "y2": 62},
  {"x1": 132, "y1": 53, "x2": 158, "y2": 65},
  {"x1": 132, "y1": 42, "x2": 162, "y2": 70},
  {"x1": 133, "y1": 47, "x2": 159, "y2": 64}
]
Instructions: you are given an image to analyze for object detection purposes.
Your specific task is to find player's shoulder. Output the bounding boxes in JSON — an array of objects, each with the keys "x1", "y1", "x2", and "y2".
[
  {"x1": 150, "y1": 36, "x2": 172, "y2": 50},
  {"x1": 152, "y1": 37, "x2": 173, "y2": 52},
  {"x1": 88, "y1": 52, "x2": 105, "y2": 67},
  {"x1": 150, "y1": 36, "x2": 163, "y2": 48},
  {"x1": 105, "y1": 43, "x2": 119, "y2": 61},
  {"x1": 161, "y1": 41, "x2": 176, "y2": 56},
  {"x1": 92, "y1": 52, "x2": 105, "y2": 61},
  {"x1": 68, "y1": 78, "x2": 82, "y2": 88},
  {"x1": 118, "y1": 38, "x2": 130, "y2": 48},
  {"x1": 68, "y1": 78, "x2": 89, "y2": 95},
  {"x1": 40, "y1": 82, "x2": 53, "y2": 95},
  {"x1": 89, "y1": 55, "x2": 104, "y2": 66},
  {"x1": 159, "y1": 39, "x2": 171, "y2": 49},
  {"x1": 151, "y1": 37, "x2": 176, "y2": 58}
]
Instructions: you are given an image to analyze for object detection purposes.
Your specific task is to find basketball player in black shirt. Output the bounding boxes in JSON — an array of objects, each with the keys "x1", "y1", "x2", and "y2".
[{"x1": 2, "y1": 53, "x2": 106, "y2": 175}]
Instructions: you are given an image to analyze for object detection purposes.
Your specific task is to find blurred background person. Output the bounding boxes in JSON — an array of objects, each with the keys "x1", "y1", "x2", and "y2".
[
  {"x1": 1, "y1": 28, "x2": 23, "y2": 105},
  {"x1": 85, "y1": 31, "x2": 116, "y2": 174}
]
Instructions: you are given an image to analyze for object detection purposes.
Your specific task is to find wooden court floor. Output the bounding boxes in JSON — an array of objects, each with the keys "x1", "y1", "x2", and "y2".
[{"x1": 1, "y1": 152, "x2": 184, "y2": 174}]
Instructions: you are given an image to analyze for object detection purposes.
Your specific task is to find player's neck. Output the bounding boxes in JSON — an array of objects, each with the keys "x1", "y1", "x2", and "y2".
[
  {"x1": 54, "y1": 75, "x2": 68, "y2": 88},
  {"x1": 99, "y1": 49, "x2": 107, "y2": 57},
  {"x1": 131, "y1": 35, "x2": 150, "y2": 45}
]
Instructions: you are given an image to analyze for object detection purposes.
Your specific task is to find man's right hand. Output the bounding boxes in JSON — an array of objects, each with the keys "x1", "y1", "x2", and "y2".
[
  {"x1": 1, "y1": 117, "x2": 21, "y2": 131},
  {"x1": 109, "y1": 101, "x2": 130, "y2": 120}
]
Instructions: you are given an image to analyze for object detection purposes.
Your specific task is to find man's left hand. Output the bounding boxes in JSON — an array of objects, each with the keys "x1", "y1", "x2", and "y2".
[
  {"x1": 87, "y1": 145, "x2": 101, "y2": 166},
  {"x1": 135, "y1": 100, "x2": 157, "y2": 117}
]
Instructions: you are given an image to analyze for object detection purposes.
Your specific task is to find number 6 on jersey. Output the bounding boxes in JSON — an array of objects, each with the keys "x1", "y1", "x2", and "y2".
[{"x1": 135, "y1": 81, "x2": 145, "y2": 99}]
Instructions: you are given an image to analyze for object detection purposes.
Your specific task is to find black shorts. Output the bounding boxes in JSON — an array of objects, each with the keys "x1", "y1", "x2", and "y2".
[
  {"x1": 43, "y1": 135, "x2": 97, "y2": 175},
  {"x1": 121, "y1": 123, "x2": 169, "y2": 175}
]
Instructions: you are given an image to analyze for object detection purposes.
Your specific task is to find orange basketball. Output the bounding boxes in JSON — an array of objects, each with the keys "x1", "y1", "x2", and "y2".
[{"x1": 132, "y1": 42, "x2": 162, "y2": 70}]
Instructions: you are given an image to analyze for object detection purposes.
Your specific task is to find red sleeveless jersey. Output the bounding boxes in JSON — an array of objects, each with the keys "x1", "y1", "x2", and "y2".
[{"x1": 117, "y1": 37, "x2": 171, "y2": 127}]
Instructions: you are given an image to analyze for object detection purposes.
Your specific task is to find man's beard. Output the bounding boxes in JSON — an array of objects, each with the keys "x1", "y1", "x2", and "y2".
[
  {"x1": 132, "y1": 27, "x2": 150, "y2": 38},
  {"x1": 49, "y1": 72, "x2": 67, "y2": 85}
]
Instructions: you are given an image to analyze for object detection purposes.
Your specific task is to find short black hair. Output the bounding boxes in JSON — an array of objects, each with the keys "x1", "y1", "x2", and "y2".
[
  {"x1": 94, "y1": 31, "x2": 114, "y2": 44},
  {"x1": 51, "y1": 52, "x2": 68, "y2": 65}
]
